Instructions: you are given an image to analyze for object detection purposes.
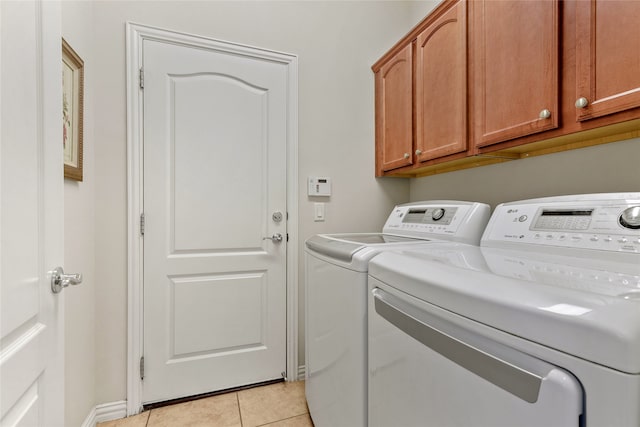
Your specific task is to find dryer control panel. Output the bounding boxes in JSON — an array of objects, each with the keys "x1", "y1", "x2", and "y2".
[{"x1": 483, "y1": 193, "x2": 640, "y2": 253}]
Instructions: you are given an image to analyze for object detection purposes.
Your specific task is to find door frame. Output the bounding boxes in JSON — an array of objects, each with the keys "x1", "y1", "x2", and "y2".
[{"x1": 125, "y1": 22, "x2": 299, "y2": 415}]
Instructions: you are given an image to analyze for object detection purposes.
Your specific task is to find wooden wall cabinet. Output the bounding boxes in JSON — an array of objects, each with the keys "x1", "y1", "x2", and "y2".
[
  {"x1": 373, "y1": 0, "x2": 467, "y2": 177},
  {"x1": 575, "y1": 0, "x2": 640, "y2": 121},
  {"x1": 373, "y1": 0, "x2": 640, "y2": 178},
  {"x1": 415, "y1": 0, "x2": 467, "y2": 162},
  {"x1": 374, "y1": 44, "x2": 413, "y2": 174},
  {"x1": 471, "y1": 0, "x2": 559, "y2": 148}
]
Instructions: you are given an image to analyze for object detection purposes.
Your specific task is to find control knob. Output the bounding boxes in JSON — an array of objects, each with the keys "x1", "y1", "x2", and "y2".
[
  {"x1": 432, "y1": 208, "x2": 445, "y2": 221},
  {"x1": 619, "y1": 206, "x2": 640, "y2": 229}
]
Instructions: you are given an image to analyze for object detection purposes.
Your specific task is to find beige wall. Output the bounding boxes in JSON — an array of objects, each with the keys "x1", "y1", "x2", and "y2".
[
  {"x1": 90, "y1": 1, "x2": 415, "y2": 404},
  {"x1": 410, "y1": 137, "x2": 640, "y2": 208},
  {"x1": 409, "y1": 0, "x2": 442, "y2": 27},
  {"x1": 62, "y1": 1, "x2": 96, "y2": 426}
]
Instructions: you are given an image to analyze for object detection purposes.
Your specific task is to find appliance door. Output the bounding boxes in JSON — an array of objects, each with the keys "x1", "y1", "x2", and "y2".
[
  {"x1": 305, "y1": 251, "x2": 367, "y2": 427},
  {"x1": 368, "y1": 280, "x2": 584, "y2": 427}
]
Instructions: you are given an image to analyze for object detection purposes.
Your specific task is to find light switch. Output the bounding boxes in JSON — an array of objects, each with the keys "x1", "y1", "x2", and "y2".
[{"x1": 314, "y1": 203, "x2": 325, "y2": 222}]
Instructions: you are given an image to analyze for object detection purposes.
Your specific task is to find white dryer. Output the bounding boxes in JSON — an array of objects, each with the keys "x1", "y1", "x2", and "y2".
[
  {"x1": 368, "y1": 193, "x2": 640, "y2": 427},
  {"x1": 304, "y1": 201, "x2": 490, "y2": 427}
]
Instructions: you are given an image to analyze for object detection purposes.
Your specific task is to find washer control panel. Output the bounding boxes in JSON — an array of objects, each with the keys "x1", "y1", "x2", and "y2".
[
  {"x1": 483, "y1": 193, "x2": 640, "y2": 253},
  {"x1": 400, "y1": 206, "x2": 457, "y2": 226},
  {"x1": 382, "y1": 201, "x2": 491, "y2": 245}
]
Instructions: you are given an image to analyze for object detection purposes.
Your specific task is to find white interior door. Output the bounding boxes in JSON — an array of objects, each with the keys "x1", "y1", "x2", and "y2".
[
  {"x1": 0, "y1": 1, "x2": 64, "y2": 425},
  {"x1": 142, "y1": 38, "x2": 289, "y2": 404}
]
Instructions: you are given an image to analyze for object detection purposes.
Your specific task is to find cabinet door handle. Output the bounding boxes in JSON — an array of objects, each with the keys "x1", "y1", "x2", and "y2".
[
  {"x1": 403, "y1": 153, "x2": 410, "y2": 159},
  {"x1": 575, "y1": 97, "x2": 589, "y2": 109},
  {"x1": 539, "y1": 109, "x2": 551, "y2": 119},
  {"x1": 415, "y1": 149, "x2": 423, "y2": 156}
]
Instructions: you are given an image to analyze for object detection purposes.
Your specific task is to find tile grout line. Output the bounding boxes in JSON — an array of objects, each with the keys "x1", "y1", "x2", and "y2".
[
  {"x1": 236, "y1": 392, "x2": 244, "y2": 427},
  {"x1": 254, "y1": 411, "x2": 310, "y2": 427}
]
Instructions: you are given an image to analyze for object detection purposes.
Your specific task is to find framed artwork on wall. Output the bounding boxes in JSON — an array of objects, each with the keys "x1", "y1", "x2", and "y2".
[{"x1": 62, "y1": 38, "x2": 84, "y2": 181}]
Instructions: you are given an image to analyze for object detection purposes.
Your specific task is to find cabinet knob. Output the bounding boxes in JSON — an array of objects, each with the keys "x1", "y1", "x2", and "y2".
[
  {"x1": 415, "y1": 149, "x2": 423, "y2": 156},
  {"x1": 403, "y1": 153, "x2": 410, "y2": 159},
  {"x1": 539, "y1": 109, "x2": 551, "y2": 119},
  {"x1": 575, "y1": 97, "x2": 589, "y2": 109}
]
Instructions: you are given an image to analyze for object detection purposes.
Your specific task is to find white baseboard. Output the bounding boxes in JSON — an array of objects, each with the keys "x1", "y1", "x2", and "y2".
[
  {"x1": 297, "y1": 364, "x2": 306, "y2": 380},
  {"x1": 80, "y1": 400, "x2": 127, "y2": 426},
  {"x1": 80, "y1": 407, "x2": 96, "y2": 427}
]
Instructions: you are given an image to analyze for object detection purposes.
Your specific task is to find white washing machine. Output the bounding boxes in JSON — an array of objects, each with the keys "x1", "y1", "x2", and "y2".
[
  {"x1": 304, "y1": 201, "x2": 491, "y2": 427},
  {"x1": 368, "y1": 193, "x2": 640, "y2": 427}
]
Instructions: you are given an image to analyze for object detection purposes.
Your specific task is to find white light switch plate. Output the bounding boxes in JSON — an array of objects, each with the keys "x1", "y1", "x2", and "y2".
[{"x1": 314, "y1": 203, "x2": 325, "y2": 222}]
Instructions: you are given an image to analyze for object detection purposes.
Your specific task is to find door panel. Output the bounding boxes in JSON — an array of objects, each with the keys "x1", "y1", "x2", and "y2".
[
  {"x1": 171, "y1": 74, "x2": 267, "y2": 251},
  {"x1": 0, "y1": 1, "x2": 63, "y2": 425},
  {"x1": 170, "y1": 272, "x2": 266, "y2": 357},
  {"x1": 374, "y1": 44, "x2": 413, "y2": 174},
  {"x1": 415, "y1": 0, "x2": 467, "y2": 161},
  {"x1": 143, "y1": 39, "x2": 287, "y2": 404},
  {"x1": 575, "y1": 0, "x2": 640, "y2": 120},
  {"x1": 473, "y1": 0, "x2": 559, "y2": 147}
]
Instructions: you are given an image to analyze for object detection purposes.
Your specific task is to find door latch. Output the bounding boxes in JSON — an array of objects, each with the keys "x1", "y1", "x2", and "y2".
[
  {"x1": 50, "y1": 267, "x2": 83, "y2": 294},
  {"x1": 263, "y1": 233, "x2": 283, "y2": 243}
]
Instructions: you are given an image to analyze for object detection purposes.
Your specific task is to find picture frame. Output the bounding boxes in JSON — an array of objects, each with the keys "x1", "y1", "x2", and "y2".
[{"x1": 62, "y1": 38, "x2": 84, "y2": 181}]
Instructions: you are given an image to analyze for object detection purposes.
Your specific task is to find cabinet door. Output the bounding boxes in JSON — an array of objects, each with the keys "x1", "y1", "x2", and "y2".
[
  {"x1": 472, "y1": 0, "x2": 559, "y2": 148},
  {"x1": 375, "y1": 44, "x2": 413, "y2": 174},
  {"x1": 575, "y1": 0, "x2": 640, "y2": 121},
  {"x1": 415, "y1": 0, "x2": 467, "y2": 162}
]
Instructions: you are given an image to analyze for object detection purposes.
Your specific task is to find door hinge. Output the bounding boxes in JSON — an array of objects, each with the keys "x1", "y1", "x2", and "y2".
[
  {"x1": 140, "y1": 213, "x2": 145, "y2": 236},
  {"x1": 286, "y1": 233, "x2": 289, "y2": 242},
  {"x1": 140, "y1": 356, "x2": 145, "y2": 380},
  {"x1": 139, "y1": 67, "x2": 144, "y2": 89}
]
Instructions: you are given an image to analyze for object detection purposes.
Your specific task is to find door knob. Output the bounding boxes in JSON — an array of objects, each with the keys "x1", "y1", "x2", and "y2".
[
  {"x1": 51, "y1": 266, "x2": 83, "y2": 294},
  {"x1": 263, "y1": 233, "x2": 283, "y2": 243}
]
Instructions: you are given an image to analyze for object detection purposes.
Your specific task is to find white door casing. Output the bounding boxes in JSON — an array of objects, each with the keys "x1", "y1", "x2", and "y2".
[
  {"x1": 0, "y1": 1, "x2": 64, "y2": 426},
  {"x1": 126, "y1": 23, "x2": 298, "y2": 412}
]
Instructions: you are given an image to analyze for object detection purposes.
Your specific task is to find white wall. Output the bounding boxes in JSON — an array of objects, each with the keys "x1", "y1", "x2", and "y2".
[
  {"x1": 90, "y1": 1, "x2": 415, "y2": 404},
  {"x1": 62, "y1": 2, "x2": 96, "y2": 426},
  {"x1": 410, "y1": 137, "x2": 640, "y2": 208}
]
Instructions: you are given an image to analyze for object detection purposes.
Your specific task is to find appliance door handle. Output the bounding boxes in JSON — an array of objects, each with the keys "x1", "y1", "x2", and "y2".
[{"x1": 372, "y1": 288, "x2": 543, "y2": 403}]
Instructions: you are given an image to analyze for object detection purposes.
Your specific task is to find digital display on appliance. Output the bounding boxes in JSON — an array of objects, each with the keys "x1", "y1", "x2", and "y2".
[
  {"x1": 533, "y1": 208, "x2": 594, "y2": 230},
  {"x1": 540, "y1": 210, "x2": 594, "y2": 216},
  {"x1": 403, "y1": 209, "x2": 427, "y2": 223}
]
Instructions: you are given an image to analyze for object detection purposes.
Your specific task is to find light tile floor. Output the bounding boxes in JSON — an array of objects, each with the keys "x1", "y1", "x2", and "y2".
[{"x1": 98, "y1": 381, "x2": 313, "y2": 427}]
